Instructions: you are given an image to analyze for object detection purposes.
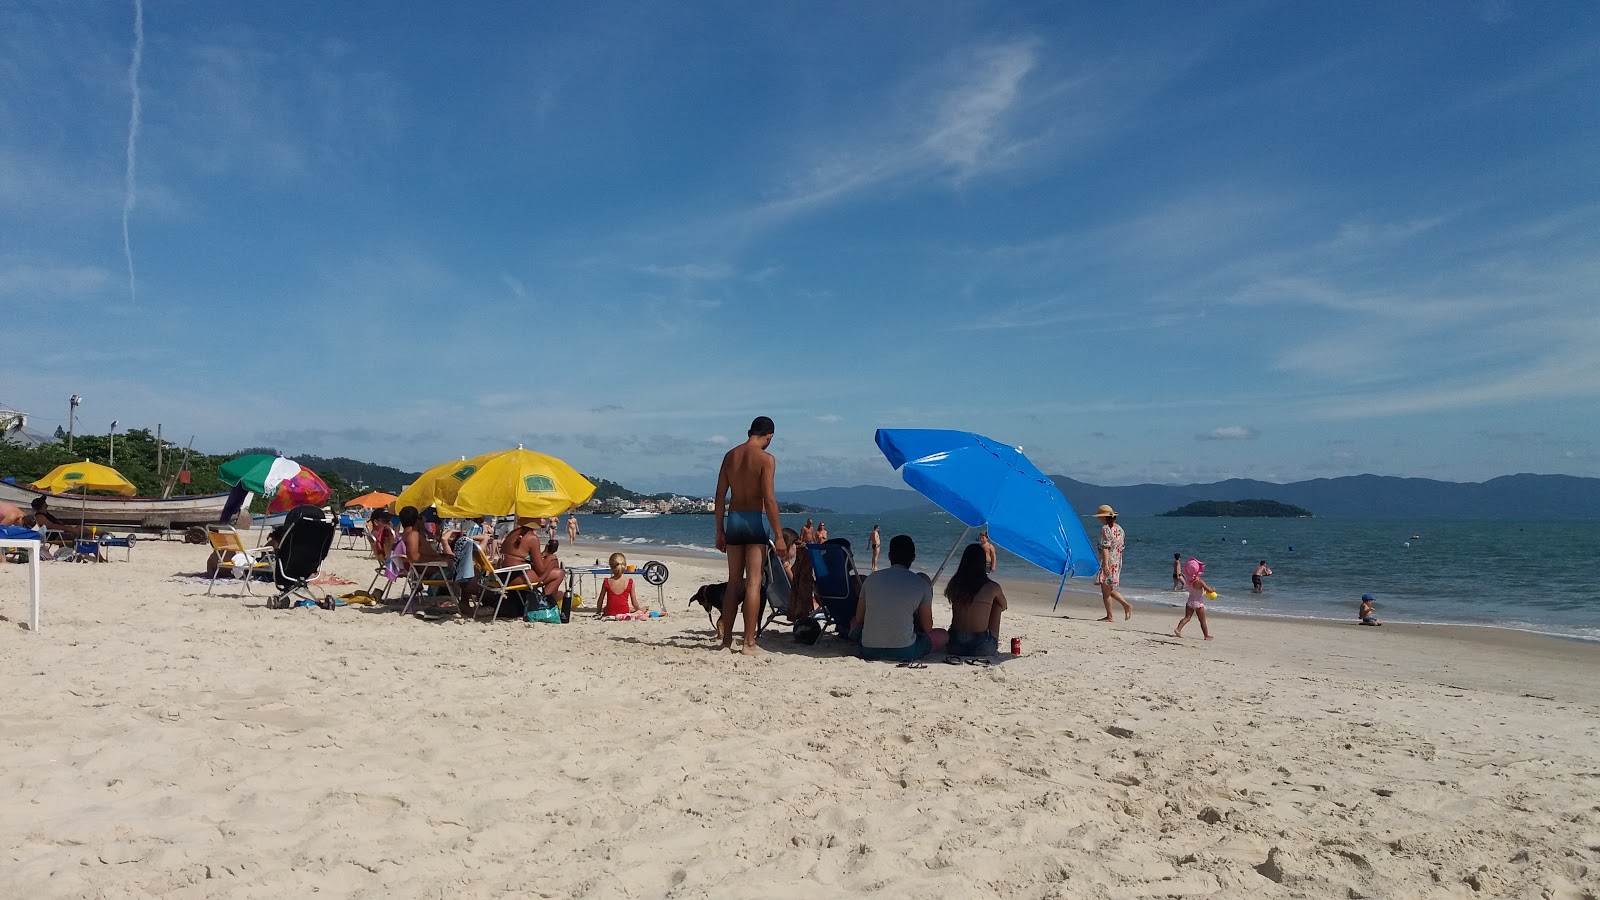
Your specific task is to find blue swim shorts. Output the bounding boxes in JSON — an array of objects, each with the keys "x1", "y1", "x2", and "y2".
[{"x1": 723, "y1": 510, "x2": 771, "y2": 546}]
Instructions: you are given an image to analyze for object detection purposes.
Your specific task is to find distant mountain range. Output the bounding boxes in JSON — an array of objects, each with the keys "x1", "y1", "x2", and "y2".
[{"x1": 779, "y1": 473, "x2": 1600, "y2": 520}]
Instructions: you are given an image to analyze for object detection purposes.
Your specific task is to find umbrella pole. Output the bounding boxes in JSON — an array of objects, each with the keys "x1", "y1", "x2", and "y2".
[
  {"x1": 928, "y1": 526, "x2": 970, "y2": 588},
  {"x1": 1051, "y1": 567, "x2": 1070, "y2": 610}
]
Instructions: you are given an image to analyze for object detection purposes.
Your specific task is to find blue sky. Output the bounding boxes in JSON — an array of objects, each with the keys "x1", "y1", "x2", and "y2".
[{"x1": 3, "y1": 1, "x2": 1597, "y2": 493}]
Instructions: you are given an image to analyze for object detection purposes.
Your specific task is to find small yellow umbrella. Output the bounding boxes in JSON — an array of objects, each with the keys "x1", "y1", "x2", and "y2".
[
  {"x1": 344, "y1": 491, "x2": 398, "y2": 509},
  {"x1": 32, "y1": 461, "x2": 138, "y2": 496},
  {"x1": 394, "y1": 454, "x2": 492, "y2": 512},
  {"x1": 435, "y1": 446, "x2": 596, "y2": 519}
]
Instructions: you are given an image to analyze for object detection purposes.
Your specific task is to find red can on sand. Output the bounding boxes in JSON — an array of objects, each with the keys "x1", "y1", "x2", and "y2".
[{"x1": 1010, "y1": 637, "x2": 1021, "y2": 656}]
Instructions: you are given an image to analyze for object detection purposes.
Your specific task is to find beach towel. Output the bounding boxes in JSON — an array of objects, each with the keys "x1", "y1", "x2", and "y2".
[
  {"x1": 0, "y1": 525, "x2": 40, "y2": 540},
  {"x1": 450, "y1": 535, "x2": 476, "y2": 582}
]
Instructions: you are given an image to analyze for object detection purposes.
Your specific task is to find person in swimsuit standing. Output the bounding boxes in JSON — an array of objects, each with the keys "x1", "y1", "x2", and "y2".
[
  {"x1": 1253, "y1": 560, "x2": 1272, "y2": 593},
  {"x1": 868, "y1": 525, "x2": 881, "y2": 571},
  {"x1": 1175, "y1": 557, "x2": 1214, "y2": 640},
  {"x1": 979, "y1": 531, "x2": 997, "y2": 573},
  {"x1": 714, "y1": 416, "x2": 785, "y2": 655}
]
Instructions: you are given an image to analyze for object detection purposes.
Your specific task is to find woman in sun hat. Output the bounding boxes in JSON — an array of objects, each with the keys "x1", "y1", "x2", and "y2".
[{"x1": 1092, "y1": 504, "x2": 1133, "y2": 621}]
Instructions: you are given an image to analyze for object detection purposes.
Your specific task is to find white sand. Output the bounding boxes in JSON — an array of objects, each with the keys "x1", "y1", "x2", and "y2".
[{"x1": 2, "y1": 537, "x2": 1598, "y2": 899}]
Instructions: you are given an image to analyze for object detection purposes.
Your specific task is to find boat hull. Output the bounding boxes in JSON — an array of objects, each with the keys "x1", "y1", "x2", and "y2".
[{"x1": 0, "y1": 481, "x2": 231, "y2": 529}]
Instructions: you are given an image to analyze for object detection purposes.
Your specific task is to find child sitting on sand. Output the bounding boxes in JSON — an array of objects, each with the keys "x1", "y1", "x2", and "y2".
[
  {"x1": 1175, "y1": 557, "x2": 1214, "y2": 640},
  {"x1": 1359, "y1": 594, "x2": 1382, "y2": 626},
  {"x1": 600, "y1": 552, "x2": 652, "y2": 620}
]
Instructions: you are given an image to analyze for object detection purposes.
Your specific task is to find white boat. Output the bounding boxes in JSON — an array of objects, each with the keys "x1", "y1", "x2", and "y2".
[
  {"x1": 618, "y1": 509, "x2": 659, "y2": 519},
  {"x1": 0, "y1": 480, "x2": 231, "y2": 529}
]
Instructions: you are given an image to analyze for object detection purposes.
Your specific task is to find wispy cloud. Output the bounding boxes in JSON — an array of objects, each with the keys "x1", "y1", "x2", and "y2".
[
  {"x1": 745, "y1": 38, "x2": 1042, "y2": 225},
  {"x1": 1198, "y1": 425, "x2": 1259, "y2": 441},
  {"x1": 500, "y1": 272, "x2": 529, "y2": 300},
  {"x1": 637, "y1": 262, "x2": 734, "y2": 281},
  {"x1": 0, "y1": 261, "x2": 116, "y2": 301},
  {"x1": 815, "y1": 413, "x2": 842, "y2": 424}
]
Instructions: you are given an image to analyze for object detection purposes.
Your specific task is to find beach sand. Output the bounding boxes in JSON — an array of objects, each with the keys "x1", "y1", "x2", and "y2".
[{"x1": 2, "y1": 537, "x2": 1598, "y2": 898}]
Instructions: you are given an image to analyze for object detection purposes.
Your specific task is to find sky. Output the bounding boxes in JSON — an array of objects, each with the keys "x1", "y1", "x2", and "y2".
[{"x1": 2, "y1": 1, "x2": 1598, "y2": 493}]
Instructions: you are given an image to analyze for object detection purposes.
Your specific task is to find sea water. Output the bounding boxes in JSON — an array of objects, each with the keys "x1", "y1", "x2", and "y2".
[{"x1": 577, "y1": 513, "x2": 1600, "y2": 643}]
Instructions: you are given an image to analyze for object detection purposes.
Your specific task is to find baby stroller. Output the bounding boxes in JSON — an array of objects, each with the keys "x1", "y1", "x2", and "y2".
[{"x1": 268, "y1": 506, "x2": 336, "y2": 609}]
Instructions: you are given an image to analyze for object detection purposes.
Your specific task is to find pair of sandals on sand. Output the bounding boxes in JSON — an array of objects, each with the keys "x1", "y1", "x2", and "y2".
[{"x1": 895, "y1": 656, "x2": 994, "y2": 670}]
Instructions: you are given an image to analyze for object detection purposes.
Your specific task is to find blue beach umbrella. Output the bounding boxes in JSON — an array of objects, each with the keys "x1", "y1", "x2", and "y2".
[{"x1": 874, "y1": 428, "x2": 1099, "y2": 605}]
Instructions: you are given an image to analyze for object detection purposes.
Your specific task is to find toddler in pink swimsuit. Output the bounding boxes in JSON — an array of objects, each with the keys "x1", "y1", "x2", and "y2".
[{"x1": 1175, "y1": 557, "x2": 1214, "y2": 640}]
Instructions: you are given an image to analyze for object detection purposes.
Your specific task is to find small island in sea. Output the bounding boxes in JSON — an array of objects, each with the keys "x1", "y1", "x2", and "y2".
[{"x1": 1160, "y1": 498, "x2": 1313, "y2": 518}]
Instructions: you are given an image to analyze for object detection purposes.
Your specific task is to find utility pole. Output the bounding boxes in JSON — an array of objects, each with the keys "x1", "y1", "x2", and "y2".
[
  {"x1": 109, "y1": 420, "x2": 119, "y2": 465},
  {"x1": 67, "y1": 394, "x2": 81, "y2": 451},
  {"x1": 156, "y1": 424, "x2": 163, "y2": 477}
]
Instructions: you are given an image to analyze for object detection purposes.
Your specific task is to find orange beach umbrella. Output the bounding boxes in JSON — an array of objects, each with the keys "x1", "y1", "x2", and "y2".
[{"x1": 344, "y1": 491, "x2": 398, "y2": 509}]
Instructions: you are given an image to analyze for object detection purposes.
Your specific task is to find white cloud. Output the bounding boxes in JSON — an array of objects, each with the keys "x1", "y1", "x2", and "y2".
[
  {"x1": 1199, "y1": 425, "x2": 1258, "y2": 441},
  {"x1": 637, "y1": 262, "x2": 734, "y2": 281},
  {"x1": 746, "y1": 38, "x2": 1041, "y2": 225},
  {"x1": 815, "y1": 413, "x2": 842, "y2": 424},
  {"x1": 706, "y1": 435, "x2": 729, "y2": 446},
  {"x1": 501, "y1": 272, "x2": 529, "y2": 300}
]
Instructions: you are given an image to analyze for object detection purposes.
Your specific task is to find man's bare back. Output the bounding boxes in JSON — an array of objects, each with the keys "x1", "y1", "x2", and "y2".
[{"x1": 713, "y1": 417, "x2": 784, "y2": 655}]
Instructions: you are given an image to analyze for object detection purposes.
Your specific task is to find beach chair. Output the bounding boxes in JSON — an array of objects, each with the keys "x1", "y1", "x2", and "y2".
[
  {"x1": 206, "y1": 525, "x2": 273, "y2": 596},
  {"x1": 336, "y1": 514, "x2": 367, "y2": 551},
  {"x1": 367, "y1": 534, "x2": 407, "y2": 602},
  {"x1": 757, "y1": 546, "x2": 800, "y2": 635},
  {"x1": 469, "y1": 543, "x2": 534, "y2": 622},
  {"x1": 397, "y1": 538, "x2": 461, "y2": 616},
  {"x1": 268, "y1": 517, "x2": 336, "y2": 609},
  {"x1": 97, "y1": 533, "x2": 137, "y2": 561},
  {"x1": 807, "y1": 539, "x2": 861, "y2": 636}
]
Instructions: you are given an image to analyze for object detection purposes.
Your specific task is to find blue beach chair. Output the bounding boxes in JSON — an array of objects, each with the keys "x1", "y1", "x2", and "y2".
[{"x1": 806, "y1": 539, "x2": 861, "y2": 636}]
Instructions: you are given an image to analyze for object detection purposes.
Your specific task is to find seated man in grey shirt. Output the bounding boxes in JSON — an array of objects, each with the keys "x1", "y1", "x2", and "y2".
[{"x1": 849, "y1": 534, "x2": 948, "y2": 662}]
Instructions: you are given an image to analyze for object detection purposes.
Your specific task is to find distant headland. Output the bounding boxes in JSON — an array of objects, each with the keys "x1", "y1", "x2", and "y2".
[{"x1": 1160, "y1": 499, "x2": 1313, "y2": 518}]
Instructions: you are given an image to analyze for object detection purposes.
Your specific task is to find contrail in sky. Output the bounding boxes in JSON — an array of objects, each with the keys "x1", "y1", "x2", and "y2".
[{"x1": 122, "y1": 0, "x2": 144, "y2": 305}]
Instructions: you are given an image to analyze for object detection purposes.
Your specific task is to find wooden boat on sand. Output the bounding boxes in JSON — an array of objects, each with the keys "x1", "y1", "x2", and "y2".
[{"x1": 0, "y1": 480, "x2": 230, "y2": 530}]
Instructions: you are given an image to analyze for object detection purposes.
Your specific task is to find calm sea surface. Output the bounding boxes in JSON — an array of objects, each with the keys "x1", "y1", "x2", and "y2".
[{"x1": 575, "y1": 513, "x2": 1600, "y2": 643}]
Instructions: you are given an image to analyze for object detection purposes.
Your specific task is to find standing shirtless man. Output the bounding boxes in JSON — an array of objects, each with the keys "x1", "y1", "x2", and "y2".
[{"x1": 714, "y1": 416, "x2": 786, "y2": 655}]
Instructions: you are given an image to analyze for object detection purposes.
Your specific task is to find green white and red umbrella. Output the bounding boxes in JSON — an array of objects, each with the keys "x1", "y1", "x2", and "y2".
[{"x1": 217, "y1": 454, "x2": 331, "y2": 513}]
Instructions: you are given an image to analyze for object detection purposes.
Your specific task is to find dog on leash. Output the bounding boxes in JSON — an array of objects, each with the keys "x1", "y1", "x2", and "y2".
[{"x1": 688, "y1": 582, "x2": 728, "y2": 628}]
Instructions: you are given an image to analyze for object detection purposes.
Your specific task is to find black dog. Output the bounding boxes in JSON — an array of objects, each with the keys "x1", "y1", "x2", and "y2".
[{"x1": 688, "y1": 582, "x2": 727, "y2": 628}]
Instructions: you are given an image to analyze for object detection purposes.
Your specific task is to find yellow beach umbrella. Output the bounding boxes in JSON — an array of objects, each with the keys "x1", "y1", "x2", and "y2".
[
  {"x1": 32, "y1": 460, "x2": 138, "y2": 496},
  {"x1": 435, "y1": 446, "x2": 596, "y2": 519},
  {"x1": 344, "y1": 491, "x2": 398, "y2": 509},
  {"x1": 395, "y1": 454, "x2": 492, "y2": 512}
]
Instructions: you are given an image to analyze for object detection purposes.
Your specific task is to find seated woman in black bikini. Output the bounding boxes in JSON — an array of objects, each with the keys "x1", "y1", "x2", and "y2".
[{"x1": 941, "y1": 543, "x2": 1007, "y2": 657}]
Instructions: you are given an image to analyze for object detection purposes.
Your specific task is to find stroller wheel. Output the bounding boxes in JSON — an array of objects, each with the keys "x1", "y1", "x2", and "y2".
[{"x1": 640, "y1": 560, "x2": 669, "y2": 586}]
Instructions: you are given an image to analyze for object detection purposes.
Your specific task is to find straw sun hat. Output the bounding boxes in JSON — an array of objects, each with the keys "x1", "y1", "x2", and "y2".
[{"x1": 1091, "y1": 504, "x2": 1118, "y2": 519}]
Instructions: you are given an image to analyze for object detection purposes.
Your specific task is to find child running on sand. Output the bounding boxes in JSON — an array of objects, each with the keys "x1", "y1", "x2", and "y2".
[
  {"x1": 1175, "y1": 557, "x2": 1214, "y2": 640},
  {"x1": 600, "y1": 552, "x2": 652, "y2": 620}
]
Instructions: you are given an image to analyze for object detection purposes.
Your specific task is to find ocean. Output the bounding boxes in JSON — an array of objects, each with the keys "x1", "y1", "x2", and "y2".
[{"x1": 575, "y1": 512, "x2": 1600, "y2": 644}]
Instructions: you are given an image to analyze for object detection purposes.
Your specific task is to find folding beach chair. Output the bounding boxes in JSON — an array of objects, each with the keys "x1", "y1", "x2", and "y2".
[
  {"x1": 336, "y1": 514, "x2": 367, "y2": 551},
  {"x1": 268, "y1": 517, "x2": 336, "y2": 609},
  {"x1": 806, "y1": 539, "x2": 862, "y2": 636},
  {"x1": 206, "y1": 525, "x2": 274, "y2": 596},
  {"x1": 397, "y1": 538, "x2": 461, "y2": 616},
  {"x1": 96, "y1": 533, "x2": 137, "y2": 561},
  {"x1": 757, "y1": 546, "x2": 800, "y2": 635},
  {"x1": 469, "y1": 543, "x2": 534, "y2": 622}
]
